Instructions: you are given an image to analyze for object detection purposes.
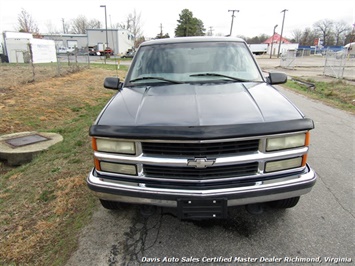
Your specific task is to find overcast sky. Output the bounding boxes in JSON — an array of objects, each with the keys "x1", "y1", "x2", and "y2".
[{"x1": 1, "y1": 0, "x2": 354, "y2": 39}]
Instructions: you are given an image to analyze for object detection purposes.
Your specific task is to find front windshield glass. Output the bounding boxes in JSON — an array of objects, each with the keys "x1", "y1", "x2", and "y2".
[{"x1": 127, "y1": 41, "x2": 263, "y2": 85}]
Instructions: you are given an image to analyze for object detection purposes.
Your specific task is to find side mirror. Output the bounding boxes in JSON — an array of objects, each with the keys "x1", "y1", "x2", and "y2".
[
  {"x1": 266, "y1": 72, "x2": 287, "y2": 85},
  {"x1": 104, "y1": 77, "x2": 123, "y2": 90}
]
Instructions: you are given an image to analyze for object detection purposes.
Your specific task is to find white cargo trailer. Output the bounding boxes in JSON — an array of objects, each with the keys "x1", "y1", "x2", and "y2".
[
  {"x1": 248, "y1": 44, "x2": 268, "y2": 55},
  {"x1": 1, "y1": 31, "x2": 57, "y2": 63},
  {"x1": 31, "y1": 39, "x2": 57, "y2": 63}
]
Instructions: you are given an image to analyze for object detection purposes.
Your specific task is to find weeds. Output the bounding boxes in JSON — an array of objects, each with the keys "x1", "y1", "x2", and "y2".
[{"x1": 285, "y1": 78, "x2": 355, "y2": 113}]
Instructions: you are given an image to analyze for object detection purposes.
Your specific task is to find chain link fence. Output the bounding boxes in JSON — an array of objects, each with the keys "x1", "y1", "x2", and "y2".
[
  {"x1": 280, "y1": 50, "x2": 297, "y2": 69},
  {"x1": 323, "y1": 49, "x2": 347, "y2": 79},
  {"x1": 0, "y1": 48, "x2": 91, "y2": 88},
  {"x1": 278, "y1": 48, "x2": 354, "y2": 81}
]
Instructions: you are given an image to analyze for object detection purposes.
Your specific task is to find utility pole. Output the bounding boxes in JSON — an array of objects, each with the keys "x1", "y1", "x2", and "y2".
[
  {"x1": 100, "y1": 5, "x2": 108, "y2": 63},
  {"x1": 270, "y1": 24, "x2": 278, "y2": 58},
  {"x1": 277, "y1": 9, "x2": 288, "y2": 58},
  {"x1": 62, "y1": 18, "x2": 65, "y2": 34},
  {"x1": 209, "y1": 26, "x2": 214, "y2": 36},
  {"x1": 228, "y1": 9, "x2": 239, "y2": 36}
]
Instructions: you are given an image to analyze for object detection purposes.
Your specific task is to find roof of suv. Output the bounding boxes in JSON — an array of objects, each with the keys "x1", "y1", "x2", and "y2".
[{"x1": 141, "y1": 36, "x2": 246, "y2": 46}]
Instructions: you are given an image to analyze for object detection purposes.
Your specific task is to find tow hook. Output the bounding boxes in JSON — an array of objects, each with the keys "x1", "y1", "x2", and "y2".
[
  {"x1": 246, "y1": 203, "x2": 264, "y2": 214},
  {"x1": 140, "y1": 205, "x2": 157, "y2": 217}
]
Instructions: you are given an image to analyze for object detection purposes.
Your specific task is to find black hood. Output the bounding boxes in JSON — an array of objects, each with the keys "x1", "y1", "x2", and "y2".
[{"x1": 96, "y1": 82, "x2": 303, "y2": 127}]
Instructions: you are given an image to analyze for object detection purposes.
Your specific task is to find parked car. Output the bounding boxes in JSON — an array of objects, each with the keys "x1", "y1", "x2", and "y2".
[
  {"x1": 57, "y1": 47, "x2": 68, "y2": 54},
  {"x1": 104, "y1": 47, "x2": 114, "y2": 56},
  {"x1": 88, "y1": 46, "x2": 99, "y2": 56},
  {"x1": 87, "y1": 37, "x2": 317, "y2": 219},
  {"x1": 121, "y1": 51, "x2": 135, "y2": 58},
  {"x1": 344, "y1": 42, "x2": 355, "y2": 58}
]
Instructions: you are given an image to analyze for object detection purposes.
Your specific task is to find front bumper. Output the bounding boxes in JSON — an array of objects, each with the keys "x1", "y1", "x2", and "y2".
[{"x1": 86, "y1": 164, "x2": 316, "y2": 208}]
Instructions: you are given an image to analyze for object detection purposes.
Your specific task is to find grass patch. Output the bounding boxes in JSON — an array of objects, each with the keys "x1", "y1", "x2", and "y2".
[
  {"x1": 90, "y1": 62, "x2": 129, "y2": 72},
  {"x1": 284, "y1": 78, "x2": 355, "y2": 113},
  {"x1": 0, "y1": 67, "x2": 126, "y2": 265},
  {"x1": 0, "y1": 62, "x2": 89, "y2": 88}
]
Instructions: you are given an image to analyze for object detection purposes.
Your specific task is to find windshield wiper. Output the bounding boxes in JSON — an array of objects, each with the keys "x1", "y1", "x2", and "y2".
[
  {"x1": 129, "y1": 76, "x2": 183, "y2": 84},
  {"x1": 190, "y1": 73, "x2": 249, "y2": 82}
]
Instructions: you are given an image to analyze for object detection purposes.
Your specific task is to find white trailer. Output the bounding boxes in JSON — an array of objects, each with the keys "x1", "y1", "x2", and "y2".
[
  {"x1": 248, "y1": 44, "x2": 268, "y2": 55},
  {"x1": 31, "y1": 39, "x2": 57, "y2": 63},
  {"x1": 3, "y1": 32, "x2": 32, "y2": 63},
  {"x1": 2, "y1": 31, "x2": 57, "y2": 63}
]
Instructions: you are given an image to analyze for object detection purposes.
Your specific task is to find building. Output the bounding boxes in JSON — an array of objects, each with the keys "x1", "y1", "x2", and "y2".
[
  {"x1": 42, "y1": 33, "x2": 87, "y2": 52},
  {"x1": 87, "y1": 28, "x2": 134, "y2": 55},
  {"x1": 263, "y1": 33, "x2": 298, "y2": 56},
  {"x1": 42, "y1": 28, "x2": 134, "y2": 55}
]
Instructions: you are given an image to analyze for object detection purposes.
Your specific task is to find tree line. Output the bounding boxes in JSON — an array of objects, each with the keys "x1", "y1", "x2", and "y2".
[
  {"x1": 171, "y1": 9, "x2": 354, "y2": 46},
  {"x1": 16, "y1": 8, "x2": 354, "y2": 47}
]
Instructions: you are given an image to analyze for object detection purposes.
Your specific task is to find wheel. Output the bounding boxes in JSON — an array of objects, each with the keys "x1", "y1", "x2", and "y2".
[
  {"x1": 99, "y1": 199, "x2": 129, "y2": 210},
  {"x1": 268, "y1": 196, "x2": 300, "y2": 209}
]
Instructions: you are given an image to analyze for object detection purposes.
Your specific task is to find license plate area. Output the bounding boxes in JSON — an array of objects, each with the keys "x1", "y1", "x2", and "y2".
[{"x1": 177, "y1": 198, "x2": 227, "y2": 220}]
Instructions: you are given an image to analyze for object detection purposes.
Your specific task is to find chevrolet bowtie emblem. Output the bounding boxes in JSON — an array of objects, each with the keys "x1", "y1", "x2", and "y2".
[{"x1": 187, "y1": 158, "x2": 216, "y2": 168}]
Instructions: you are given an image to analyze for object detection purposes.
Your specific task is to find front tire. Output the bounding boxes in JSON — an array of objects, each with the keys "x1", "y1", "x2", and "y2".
[{"x1": 268, "y1": 196, "x2": 300, "y2": 209}]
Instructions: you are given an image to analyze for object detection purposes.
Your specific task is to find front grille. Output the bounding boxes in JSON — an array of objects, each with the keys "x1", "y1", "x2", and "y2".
[
  {"x1": 143, "y1": 162, "x2": 258, "y2": 180},
  {"x1": 141, "y1": 139, "x2": 259, "y2": 157}
]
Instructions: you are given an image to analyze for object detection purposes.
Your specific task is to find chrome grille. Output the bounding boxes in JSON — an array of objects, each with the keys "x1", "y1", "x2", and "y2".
[
  {"x1": 141, "y1": 139, "x2": 259, "y2": 157},
  {"x1": 143, "y1": 162, "x2": 258, "y2": 179}
]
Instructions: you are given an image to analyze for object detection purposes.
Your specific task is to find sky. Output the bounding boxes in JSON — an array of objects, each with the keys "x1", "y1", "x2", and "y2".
[{"x1": 0, "y1": 0, "x2": 354, "y2": 40}]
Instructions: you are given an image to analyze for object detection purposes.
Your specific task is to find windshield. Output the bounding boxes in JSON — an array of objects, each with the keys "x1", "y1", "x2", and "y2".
[{"x1": 126, "y1": 41, "x2": 263, "y2": 85}]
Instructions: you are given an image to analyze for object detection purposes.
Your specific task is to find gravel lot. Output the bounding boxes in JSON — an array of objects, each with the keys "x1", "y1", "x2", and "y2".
[{"x1": 256, "y1": 55, "x2": 355, "y2": 83}]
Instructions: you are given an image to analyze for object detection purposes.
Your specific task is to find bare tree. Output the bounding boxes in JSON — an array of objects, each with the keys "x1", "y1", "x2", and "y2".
[
  {"x1": 61, "y1": 19, "x2": 71, "y2": 34},
  {"x1": 87, "y1": 19, "x2": 102, "y2": 29},
  {"x1": 111, "y1": 22, "x2": 122, "y2": 29},
  {"x1": 333, "y1": 21, "x2": 351, "y2": 45},
  {"x1": 71, "y1": 15, "x2": 88, "y2": 34},
  {"x1": 299, "y1": 27, "x2": 318, "y2": 45},
  {"x1": 119, "y1": 10, "x2": 143, "y2": 47},
  {"x1": 45, "y1": 20, "x2": 60, "y2": 34},
  {"x1": 313, "y1": 19, "x2": 334, "y2": 46},
  {"x1": 17, "y1": 9, "x2": 39, "y2": 33},
  {"x1": 117, "y1": 17, "x2": 132, "y2": 30},
  {"x1": 291, "y1": 29, "x2": 303, "y2": 43},
  {"x1": 70, "y1": 16, "x2": 103, "y2": 34}
]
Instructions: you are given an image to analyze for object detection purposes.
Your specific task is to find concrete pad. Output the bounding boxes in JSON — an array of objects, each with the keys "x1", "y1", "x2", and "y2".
[{"x1": 0, "y1": 131, "x2": 63, "y2": 166}]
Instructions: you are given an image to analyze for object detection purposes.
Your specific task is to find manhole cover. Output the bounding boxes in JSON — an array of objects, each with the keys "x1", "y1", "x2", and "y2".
[{"x1": 5, "y1": 134, "x2": 50, "y2": 148}]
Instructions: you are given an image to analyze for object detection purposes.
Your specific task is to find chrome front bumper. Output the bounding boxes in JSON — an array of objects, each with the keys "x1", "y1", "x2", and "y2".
[{"x1": 87, "y1": 164, "x2": 316, "y2": 208}]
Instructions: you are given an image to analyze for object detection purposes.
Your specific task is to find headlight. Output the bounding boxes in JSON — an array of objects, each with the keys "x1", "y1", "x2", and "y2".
[
  {"x1": 94, "y1": 138, "x2": 136, "y2": 154},
  {"x1": 266, "y1": 133, "x2": 307, "y2": 151},
  {"x1": 265, "y1": 157, "x2": 303, "y2": 172},
  {"x1": 100, "y1": 162, "x2": 137, "y2": 175}
]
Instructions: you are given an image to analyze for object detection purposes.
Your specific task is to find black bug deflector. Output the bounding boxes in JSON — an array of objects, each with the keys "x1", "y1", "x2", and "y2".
[{"x1": 90, "y1": 118, "x2": 314, "y2": 140}]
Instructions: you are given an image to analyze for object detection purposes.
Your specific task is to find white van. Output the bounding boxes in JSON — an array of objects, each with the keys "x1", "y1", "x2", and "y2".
[{"x1": 344, "y1": 42, "x2": 355, "y2": 57}]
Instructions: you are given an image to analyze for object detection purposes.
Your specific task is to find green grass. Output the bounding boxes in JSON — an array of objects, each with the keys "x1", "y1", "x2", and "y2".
[
  {"x1": 90, "y1": 63, "x2": 129, "y2": 72},
  {"x1": 0, "y1": 66, "x2": 119, "y2": 265},
  {"x1": 0, "y1": 100, "x2": 110, "y2": 265},
  {"x1": 284, "y1": 78, "x2": 355, "y2": 113}
]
